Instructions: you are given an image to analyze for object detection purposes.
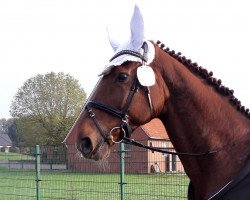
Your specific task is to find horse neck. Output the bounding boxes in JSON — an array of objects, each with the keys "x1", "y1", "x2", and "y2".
[{"x1": 155, "y1": 48, "x2": 250, "y2": 199}]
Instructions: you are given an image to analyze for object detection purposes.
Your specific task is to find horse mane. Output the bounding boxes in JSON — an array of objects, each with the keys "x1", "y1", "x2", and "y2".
[{"x1": 156, "y1": 40, "x2": 250, "y2": 120}]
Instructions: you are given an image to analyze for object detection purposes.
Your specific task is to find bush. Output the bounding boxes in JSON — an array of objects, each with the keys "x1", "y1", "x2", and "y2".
[{"x1": 9, "y1": 147, "x2": 20, "y2": 153}]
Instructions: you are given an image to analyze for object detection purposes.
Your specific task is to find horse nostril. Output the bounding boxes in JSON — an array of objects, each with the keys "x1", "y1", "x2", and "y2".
[{"x1": 80, "y1": 137, "x2": 93, "y2": 155}]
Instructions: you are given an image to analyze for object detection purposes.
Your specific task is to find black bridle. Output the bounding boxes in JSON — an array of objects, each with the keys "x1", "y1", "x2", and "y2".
[
  {"x1": 85, "y1": 42, "x2": 153, "y2": 145},
  {"x1": 85, "y1": 42, "x2": 225, "y2": 157},
  {"x1": 85, "y1": 78, "x2": 142, "y2": 144}
]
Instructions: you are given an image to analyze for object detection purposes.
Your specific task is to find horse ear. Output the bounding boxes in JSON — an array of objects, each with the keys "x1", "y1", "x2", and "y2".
[
  {"x1": 130, "y1": 5, "x2": 145, "y2": 50},
  {"x1": 106, "y1": 28, "x2": 120, "y2": 52},
  {"x1": 109, "y1": 38, "x2": 120, "y2": 52}
]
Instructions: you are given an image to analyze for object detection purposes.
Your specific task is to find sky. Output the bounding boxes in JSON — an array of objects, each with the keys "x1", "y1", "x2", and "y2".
[{"x1": 0, "y1": 0, "x2": 250, "y2": 119}]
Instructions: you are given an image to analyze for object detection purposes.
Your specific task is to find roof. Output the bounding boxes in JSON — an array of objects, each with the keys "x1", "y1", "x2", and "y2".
[
  {"x1": 140, "y1": 118, "x2": 168, "y2": 140},
  {"x1": 0, "y1": 134, "x2": 12, "y2": 146}
]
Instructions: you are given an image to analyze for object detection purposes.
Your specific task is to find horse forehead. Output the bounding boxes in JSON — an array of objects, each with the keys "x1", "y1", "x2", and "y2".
[
  {"x1": 114, "y1": 63, "x2": 139, "y2": 73},
  {"x1": 100, "y1": 63, "x2": 138, "y2": 81}
]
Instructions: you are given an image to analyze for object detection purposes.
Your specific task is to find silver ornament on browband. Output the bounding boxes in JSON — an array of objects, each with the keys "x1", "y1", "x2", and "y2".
[
  {"x1": 137, "y1": 42, "x2": 155, "y2": 87},
  {"x1": 137, "y1": 65, "x2": 155, "y2": 86}
]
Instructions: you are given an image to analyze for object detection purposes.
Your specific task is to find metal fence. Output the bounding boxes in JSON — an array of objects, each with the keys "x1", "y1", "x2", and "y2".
[{"x1": 0, "y1": 141, "x2": 189, "y2": 200}]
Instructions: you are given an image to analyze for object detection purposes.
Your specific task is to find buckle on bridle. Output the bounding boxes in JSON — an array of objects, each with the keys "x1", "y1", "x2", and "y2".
[
  {"x1": 109, "y1": 127, "x2": 126, "y2": 143},
  {"x1": 87, "y1": 109, "x2": 95, "y2": 118}
]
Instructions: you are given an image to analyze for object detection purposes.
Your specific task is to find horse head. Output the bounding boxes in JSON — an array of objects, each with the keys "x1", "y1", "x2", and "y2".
[{"x1": 76, "y1": 6, "x2": 169, "y2": 160}]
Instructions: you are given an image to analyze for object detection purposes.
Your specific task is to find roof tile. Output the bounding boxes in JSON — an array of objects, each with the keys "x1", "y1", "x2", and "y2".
[{"x1": 141, "y1": 118, "x2": 168, "y2": 139}]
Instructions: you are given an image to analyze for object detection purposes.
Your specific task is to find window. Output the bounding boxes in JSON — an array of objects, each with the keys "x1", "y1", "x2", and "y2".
[{"x1": 124, "y1": 143, "x2": 132, "y2": 158}]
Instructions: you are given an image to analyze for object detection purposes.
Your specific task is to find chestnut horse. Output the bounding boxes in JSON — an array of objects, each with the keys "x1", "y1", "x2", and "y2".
[{"x1": 72, "y1": 6, "x2": 250, "y2": 200}]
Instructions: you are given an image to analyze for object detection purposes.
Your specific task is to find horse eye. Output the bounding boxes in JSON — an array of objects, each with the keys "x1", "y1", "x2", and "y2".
[{"x1": 116, "y1": 73, "x2": 129, "y2": 82}]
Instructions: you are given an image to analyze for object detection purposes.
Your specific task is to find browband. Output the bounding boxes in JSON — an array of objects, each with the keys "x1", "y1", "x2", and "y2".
[{"x1": 109, "y1": 49, "x2": 148, "y2": 63}]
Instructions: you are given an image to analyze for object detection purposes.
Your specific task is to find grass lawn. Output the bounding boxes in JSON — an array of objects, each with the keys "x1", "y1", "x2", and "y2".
[
  {"x1": 0, "y1": 166, "x2": 189, "y2": 200},
  {"x1": 0, "y1": 152, "x2": 35, "y2": 161}
]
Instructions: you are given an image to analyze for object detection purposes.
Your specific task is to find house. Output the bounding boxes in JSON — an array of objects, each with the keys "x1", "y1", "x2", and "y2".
[
  {"x1": 64, "y1": 118, "x2": 184, "y2": 174},
  {"x1": 0, "y1": 134, "x2": 12, "y2": 153}
]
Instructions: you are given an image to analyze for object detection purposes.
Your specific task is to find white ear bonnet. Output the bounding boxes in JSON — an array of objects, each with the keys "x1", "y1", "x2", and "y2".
[{"x1": 100, "y1": 5, "x2": 156, "y2": 87}]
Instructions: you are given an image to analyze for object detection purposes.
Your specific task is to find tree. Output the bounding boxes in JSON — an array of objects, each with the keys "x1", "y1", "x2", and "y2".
[
  {"x1": 0, "y1": 118, "x2": 7, "y2": 133},
  {"x1": 5, "y1": 119, "x2": 19, "y2": 146},
  {"x1": 0, "y1": 118, "x2": 19, "y2": 146},
  {"x1": 10, "y1": 72, "x2": 86, "y2": 145}
]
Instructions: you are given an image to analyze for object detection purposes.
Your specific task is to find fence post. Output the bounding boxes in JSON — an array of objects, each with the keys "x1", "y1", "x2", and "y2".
[
  {"x1": 119, "y1": 143, "x2": 125, "y2": 200},
  {"x1": 35, "y1": 145, "x2": 41, "y2": 200}
]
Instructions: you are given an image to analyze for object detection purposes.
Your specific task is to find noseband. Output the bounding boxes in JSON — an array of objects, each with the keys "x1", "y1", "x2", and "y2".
[{"x1": 85, "y1": 42, "x2": 154, "y2": 144}]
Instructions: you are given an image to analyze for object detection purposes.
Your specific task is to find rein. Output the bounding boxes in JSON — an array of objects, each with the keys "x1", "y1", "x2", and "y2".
[
  {"x1": 122, "y1": 137, "x2": 225, "y2": 157},
  {"x1": 86, "y1": 42, "x2": 226, "y2": 157}
]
